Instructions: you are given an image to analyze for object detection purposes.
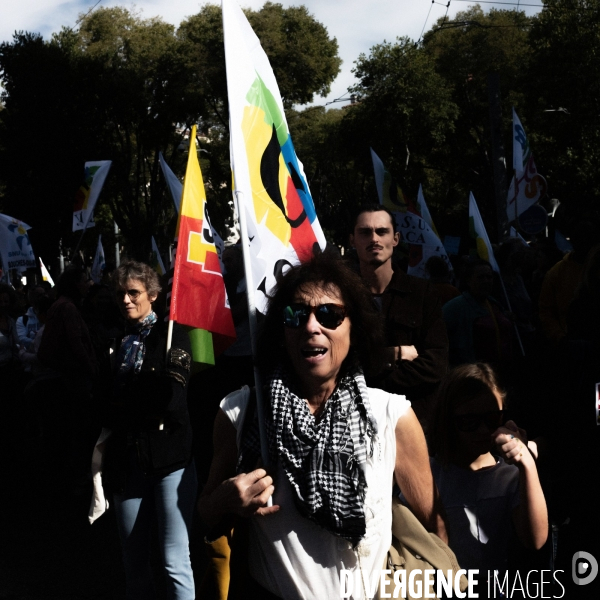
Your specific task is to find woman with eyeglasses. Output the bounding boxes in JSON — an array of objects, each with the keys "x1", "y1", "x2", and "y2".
[
  {"x1": 428, "y1": 363, "x2": 547, "y2": 577},
  {"x1": 198, "y1": 253, "x2": 446, "y2": 599},
  {"x1": 102, "y1": 260, "x2": 196, "y2": 600}
]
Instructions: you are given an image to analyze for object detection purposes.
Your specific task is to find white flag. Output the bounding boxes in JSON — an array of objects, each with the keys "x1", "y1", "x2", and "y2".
[
  {"x1": 0, "y1": 213, "x2": 36, "y2": 273},
  {"x1": 223, "y1": 0, "x2": 326, "y2": 313},
  {"x1": 91, "y1": 235, "x2": 105, "y2": 284},
  {"x1": 416, "y1": 184, "x2": 439, "y2": 237},
  {"x1": 73, "y1": 161, "x2": 112, "y2": 232},
  {"x1": 159, "y1": 152, "x2": 183, "y2": 214},
  {"x1": 512, "y1": 107, "x2": 530, "y2": 178},
  {"x1": 469, "y1": 192, "x2": 499, "y2": 273},
  {"x1": 39, "y1": 257, "x2": 55, "y2": 287},
  {"x1": 506, "y1": 156, "x2": 547, "y2": 222}
]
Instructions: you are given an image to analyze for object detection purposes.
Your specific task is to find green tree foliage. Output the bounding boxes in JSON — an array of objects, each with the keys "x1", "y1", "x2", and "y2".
[{"x1": 526, "y1": 0, "x2": 600, "y2": 206}]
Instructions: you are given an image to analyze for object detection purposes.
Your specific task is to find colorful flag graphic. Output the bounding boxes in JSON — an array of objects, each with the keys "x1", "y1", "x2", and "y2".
[
  {"x1": 169, "y1": 126, "x2": 235, "y2": 356},
  {"x1": 223, "y1": 0, "x2": 326, "y2": 313}
]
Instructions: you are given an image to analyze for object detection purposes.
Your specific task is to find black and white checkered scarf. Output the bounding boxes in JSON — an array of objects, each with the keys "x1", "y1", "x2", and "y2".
[{"x1": 238, "y1": 366, "x2": 377, "y2": 547}]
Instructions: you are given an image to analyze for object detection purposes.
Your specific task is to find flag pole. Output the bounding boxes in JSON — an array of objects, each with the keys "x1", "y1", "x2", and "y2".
[
  {"x1": 70, "y1": 227, "x2": 88, "y2": 261},
  {"x1": 497, "y1": 274, "x2": 525, "y2": 357},
  {"x1": 233, "y1": 189, "x2": 271, "y2": 474}
]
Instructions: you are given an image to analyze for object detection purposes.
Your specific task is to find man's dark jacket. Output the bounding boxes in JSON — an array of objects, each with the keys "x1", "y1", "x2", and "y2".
[{"x1": 367, "y1": 269, "x2": 449, "y2": 407}]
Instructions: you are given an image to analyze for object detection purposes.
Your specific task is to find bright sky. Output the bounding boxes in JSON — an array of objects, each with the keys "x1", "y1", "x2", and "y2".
[{"x1": 2, "y1": 0, "x2": 543, "y2": 106}]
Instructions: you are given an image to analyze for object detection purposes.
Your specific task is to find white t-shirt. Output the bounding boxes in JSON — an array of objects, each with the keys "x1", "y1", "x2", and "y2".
[{"x1": 220, "y1": 386, "x2": 411, "y2": 600}]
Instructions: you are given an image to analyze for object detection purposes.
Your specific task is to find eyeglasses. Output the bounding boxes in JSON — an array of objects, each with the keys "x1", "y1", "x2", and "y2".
[
  {"x1": 283, "y1": 303, "x2": 347, "y2": 330},
  {"x1": 453, "y1": 410, "x2": 505, "y2": 433},
  {"x1": 117, "y1": 289, "x2": 146, "y2": 301}
]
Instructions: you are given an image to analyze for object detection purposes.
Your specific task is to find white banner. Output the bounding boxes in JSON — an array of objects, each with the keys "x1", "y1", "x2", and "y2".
[{"x1": 0, "y1": 213, "x2": 36, "y2": 273}]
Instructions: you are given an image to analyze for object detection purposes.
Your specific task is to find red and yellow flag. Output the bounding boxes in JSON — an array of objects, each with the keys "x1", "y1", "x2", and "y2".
[{"x1": 169, "y1": 126, "x2": 236, "y2": 356}]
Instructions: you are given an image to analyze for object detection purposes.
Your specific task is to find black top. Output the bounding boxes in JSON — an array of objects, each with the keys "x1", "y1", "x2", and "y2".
[{"x1": 102, "y1": 320, "x2": 193, "y2": 490}]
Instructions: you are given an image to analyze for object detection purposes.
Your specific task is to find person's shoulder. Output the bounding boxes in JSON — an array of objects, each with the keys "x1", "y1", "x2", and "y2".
[
  {"x1": 367, "y1": 386, "x2": 411, "y2": 421},
  {"x1": 442, "y1": 293, "x2": 467, "y2": 313}
]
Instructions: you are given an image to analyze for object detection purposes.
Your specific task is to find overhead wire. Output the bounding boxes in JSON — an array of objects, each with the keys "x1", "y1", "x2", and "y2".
[{"x1": 76, "y1": 0, "x2": 104, "y2": 25}]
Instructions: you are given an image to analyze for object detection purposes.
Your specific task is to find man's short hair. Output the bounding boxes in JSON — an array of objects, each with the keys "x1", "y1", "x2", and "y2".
[{"x1": 350, "y1": 204, "x2": 398, "y2": 233}]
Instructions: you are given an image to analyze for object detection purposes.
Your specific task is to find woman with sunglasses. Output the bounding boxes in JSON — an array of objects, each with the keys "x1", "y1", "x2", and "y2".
[
  {"x1": 198, "y1": 253, "x2": 446, "y2": 599},
  {"x1": 101, "y1": 260, "x2": 196, "y2": 600},
  {"x1": 428, "y1": 363, "x2": 547, "y2": 577}
]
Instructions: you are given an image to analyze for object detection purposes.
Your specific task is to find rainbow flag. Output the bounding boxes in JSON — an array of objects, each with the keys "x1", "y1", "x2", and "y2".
[
  {"x1": 169, "y1": 126, "x2": 236, "y2": 358},
  {"x1": 223, "y1": 0, "x2": 326, "y2": 313}
]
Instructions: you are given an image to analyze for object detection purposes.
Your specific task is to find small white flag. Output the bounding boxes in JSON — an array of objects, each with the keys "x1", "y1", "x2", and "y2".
[
  {"x1": 91, "y1": 235, "x2": 105, "y2": 284},
  {"x1": 39, "y1": 257, "x2": 55, "y2": 287}
]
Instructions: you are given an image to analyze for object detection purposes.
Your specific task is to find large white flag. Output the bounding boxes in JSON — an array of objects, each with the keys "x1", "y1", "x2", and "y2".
[
  {"x1": 507, "y1": 109, "x2": 546, "y2": 221},
  {"x1": 223, "y1": 0, "x2": 326, "y2": 313},
  {"x1": 73, "y1": 161, "x2": 112, "y2": 232},
  {"x1": 91, "y1": 235, "x2": 105, "y2": 284},
  {"x1": 159, "y1": 152, "x2": 183, "y2": 214},
  {"x1": 469, "y1": 192, "x2": 499, "y2": 273},
  {"x1": 0, "y1": 213, "x2": 36, "y2": 273}
]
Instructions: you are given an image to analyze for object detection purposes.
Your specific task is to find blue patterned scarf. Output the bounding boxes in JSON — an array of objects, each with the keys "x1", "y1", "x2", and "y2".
[{"x1": 116, "y1": 312, "x2": 157, "y2": 379}]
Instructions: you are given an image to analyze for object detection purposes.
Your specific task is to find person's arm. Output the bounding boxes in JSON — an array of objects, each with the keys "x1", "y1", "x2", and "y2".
[
  {"x1": 198, "y1": 409, "x2": 279, "y2": 531},
  {"x1": 394, "y1": 408, "x2": 447, "y2": 543},
  {"x1": 15, "y1": 315, "x2": 34, "y2": 350},
  {"x1": 382, "y1": 287, "x2": 448, "y2": 390},
  {"x1": 493, "y1": 423, "x2": 548, "y2": 550}
]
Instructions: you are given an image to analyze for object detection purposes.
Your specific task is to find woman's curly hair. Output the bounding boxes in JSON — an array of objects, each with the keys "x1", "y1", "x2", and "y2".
[
  {"x1": 112, "y1": 259, "x2": 162, "y2": 298},
  {"x1": 256, "y1": 252, "x2": 384, "y2": 379}
]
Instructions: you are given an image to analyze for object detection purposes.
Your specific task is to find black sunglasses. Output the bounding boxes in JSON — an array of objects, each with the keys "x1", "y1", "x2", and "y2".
[
  {"x1": 454, "y1": 410, "x2": 505, "y2": 433},
  {"x1": 283, "y1": 303, "x2": 347, "y2": 330},
  {"x1": 116, "y1": 289, "x2": 146, "y2": 301}
]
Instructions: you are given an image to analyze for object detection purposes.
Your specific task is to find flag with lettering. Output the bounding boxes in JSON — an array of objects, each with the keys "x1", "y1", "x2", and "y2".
[
  {"x1": 223, "y1": 0, "x2": 326, "y2": 313},
  {"x1": 469, "y1": 192, "x2": 499, "y2": 272},
  {"x1": 0, "y1": 213, "x2": 36, "y2": 273},
  {"x1": 169, "y1": 126, "x2": 235, "y2": 355},
  {"x1": 73, "y1": 161, "x2": 112, "y2": 231}
]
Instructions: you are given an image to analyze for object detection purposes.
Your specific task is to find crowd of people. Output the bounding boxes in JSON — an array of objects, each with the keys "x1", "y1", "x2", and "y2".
[{"x1": 1, "y1": 203, "x2": 598, "y2": 599}]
